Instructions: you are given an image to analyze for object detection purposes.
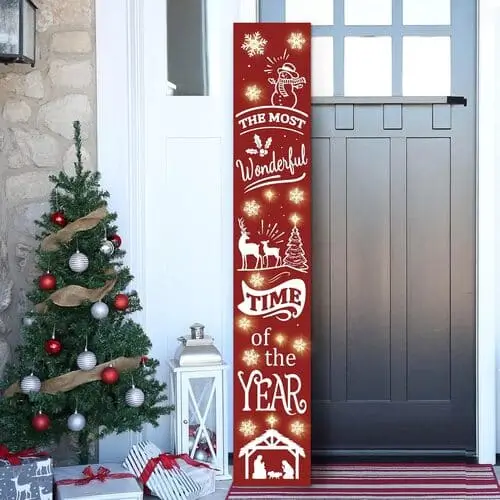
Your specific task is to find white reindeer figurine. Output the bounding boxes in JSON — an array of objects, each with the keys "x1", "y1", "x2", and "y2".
[
  {"x1": 11, "y1": 475, "x2": 31, "y2": 500},
  {"x1": 261, "y1": 240, "x2": 282, "y2": 268},
  {"x1": 38, "y1": 486, "x2": 51, "y2": 500},
  {"x1": 238, "y1": 218, "x2": 262, "y2": 270}
]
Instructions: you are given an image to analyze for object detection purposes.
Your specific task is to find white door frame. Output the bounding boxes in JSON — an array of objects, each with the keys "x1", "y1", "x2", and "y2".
[{"x1": 95, "y1": 0, "x2": 497, "y2": 463}]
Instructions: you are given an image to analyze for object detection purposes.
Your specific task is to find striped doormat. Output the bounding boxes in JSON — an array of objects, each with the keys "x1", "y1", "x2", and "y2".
[{"x1": 226, "y1": 463, "x2": 500, "y2": 499}]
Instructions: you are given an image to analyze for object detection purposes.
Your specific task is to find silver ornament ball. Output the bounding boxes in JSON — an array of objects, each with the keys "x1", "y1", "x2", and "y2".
[
  {"x1": 125, "y1": 386, "x2": 145, "y2": 407},
  {"x1": 20, "y1": 374, "x2": 41, "y2": 394},
  {"x1": 194, "y1": 449, "x2": 208, "y2": 462},
  {"x1": 22, "y1": 316, "x2": 35, "y2": 327},
  {"x1": 90, "y1": 301, "x2": 109, "y2": 319},
  {"x1": 100, "y1": 240, "x2": 115, "y2": 256},
  {"x1": 67, "y1": 411, "x2": 86, "y2": 432},
  {"x1": 69, "y1": 251, "x2": 89, "y2": 273},
  {"x1": 77, "y1": 350, "x2": 97, "y2": 371}
]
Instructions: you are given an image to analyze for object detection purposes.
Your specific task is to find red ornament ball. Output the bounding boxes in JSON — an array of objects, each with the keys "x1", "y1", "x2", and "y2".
[
  {"x1": 32, "y1": 412, "x2": 51, "y2": 432},
  {"x1": 50, "y1": 211, "x2": 67, "y2": 227},
  {"x1": 101, "y1": 366, "x2": 119, "y2": 384},
  {"x1": 113, "y1": 294, "x2": 129, "y2": 311},
  {"x1": 44, "y1": 338, "x2": 62, "y2": 355},
  {"x1": 38, "y1": 272, "x2": 56, "y2": 291},
  {"x1": 109, "y1": 234, "x2": 122, "y2": 248}
]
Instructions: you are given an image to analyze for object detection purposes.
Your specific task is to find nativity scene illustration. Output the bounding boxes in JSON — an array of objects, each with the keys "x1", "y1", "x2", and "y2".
[{"x1": 238, "y1": 428, "x2": 306, "y2": 480}]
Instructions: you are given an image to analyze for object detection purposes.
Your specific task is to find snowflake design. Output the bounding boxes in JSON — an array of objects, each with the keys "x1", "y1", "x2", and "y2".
[
  {"x1": 243, "y1": 200, "x2": 260, "y2": 217},
  {"x1": 246, "y1": 134, "x2": 272, "y2": 157},
  {"x1": 287, "y1": 32, "x2": 306, "y2": 50},
  {"x1": 290, "y1": 420, "x2": 305, "y2": 437},
  {"x1": 239, "y1": 419, "x2": 257, "y2": 437},
  {"x1": 242, "y1": 31, "x2": 268, "y2": 57},
  {"x1": 238, "y1": 317, "x2": 252, "y2": 331},
  {"x1": 249, "y1": 272, "x2": 265, "y2": 288},
  {"x1": 242, "y1": 348, "x2": 260, "y2": 367},
  {"x1": 245, "y1": 85, "x2": 262, "y2": 102},
  {"x1": 289, "y1": 187, "x2": 305, "y2": 204},
  {"x1": 293, "y1": 337, "x2": 308, "y2": 353}
]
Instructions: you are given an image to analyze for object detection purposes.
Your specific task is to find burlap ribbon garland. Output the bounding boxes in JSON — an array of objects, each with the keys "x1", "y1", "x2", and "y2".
[
  {"x1": 4, "y1": 356, "x2": 142, "y2": 397},
  {"x1": 41, "y1": 206, "x2": 109, "y2": 252},
  {"x1": 35, "y1": 277, "x2": 117, "y2": 313}
]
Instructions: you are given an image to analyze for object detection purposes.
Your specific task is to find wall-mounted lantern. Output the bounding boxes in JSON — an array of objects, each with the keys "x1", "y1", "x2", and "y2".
[{"x1": 0, "y1": 0, "x2": 37, "y2": 67}]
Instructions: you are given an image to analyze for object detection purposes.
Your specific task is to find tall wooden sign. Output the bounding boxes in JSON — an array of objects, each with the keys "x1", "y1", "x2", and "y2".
[{"x1": 233, "y1": 23, "x2": 312, "y2": 486}]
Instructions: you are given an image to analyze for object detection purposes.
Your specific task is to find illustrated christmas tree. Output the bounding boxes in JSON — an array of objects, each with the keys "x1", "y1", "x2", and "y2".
[
  {"x1": 283, "y1": 218, "x2": 308, "y2": 271},
  {"x1": 0, "y1": 121, "x2": 173, "y2": 463}
]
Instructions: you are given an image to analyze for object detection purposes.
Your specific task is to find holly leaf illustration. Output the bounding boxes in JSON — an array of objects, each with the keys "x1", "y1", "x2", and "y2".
[
  {"x1": 264, "y1": 137, "x2": 272, "y2": 149},
  {"x1": 254, "y1": 134, "x2": 262, "y2": 149},
  {"x1": 246, "y1": 148, "x2": 259, "y2": 155}
]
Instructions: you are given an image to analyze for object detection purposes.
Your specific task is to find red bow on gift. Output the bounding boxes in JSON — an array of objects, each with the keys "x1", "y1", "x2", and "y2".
[
  {"x1": 56, "y1": 466, "x2": 134, "y2": 486},
  {"x1": 139, "y1": 453, "x2": 213, "y2": 485},
  {"x1": 0, "y1": 445, "x2": 46, "y2": 466}
]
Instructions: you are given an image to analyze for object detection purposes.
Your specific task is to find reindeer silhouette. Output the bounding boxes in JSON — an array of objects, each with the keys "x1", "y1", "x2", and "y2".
[
  {"x1": 38, "y1": 486, "x2": 51, "y2": 500},
  {"x1": 238, "y1": 218, "x2": 262, "y2": 270},
  {"x1": 35, "y1": 457, "x2": 51, "y2": 476},
  {"x1": 261, "y1": 240, "x2": 282, "y2": 267},
  {"x1": 10, "y1": 475, "x2": 31, "y2": 500}
]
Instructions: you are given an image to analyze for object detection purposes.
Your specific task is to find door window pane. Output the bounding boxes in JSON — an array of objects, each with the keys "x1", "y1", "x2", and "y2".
[
  {"x1": 345, "y1": 0, "x2": 392, "y2": 25},
  {"x1": 167, "y1": 0, "x2": 209, "y2": 95},
  {"x1": 312, "y1": 36, "x2": 334, "y2": 96},
  {"x1": 285, "y1": 0, "x2": 334, "y2": 25},
  {"x1": 403, "y1": 0, "x2": 450, "y2": 25},
  {"x1": 344, "y1": 37, "x2": 392, "y2": 96},
  {"x1": 403, "y1": 36, "x2": 450, "y2": 95}
]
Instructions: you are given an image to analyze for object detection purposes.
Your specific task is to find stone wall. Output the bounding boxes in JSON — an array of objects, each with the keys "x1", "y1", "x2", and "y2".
[{"x1": 0, "y1": 0, "x2": 96, "y2": 372}]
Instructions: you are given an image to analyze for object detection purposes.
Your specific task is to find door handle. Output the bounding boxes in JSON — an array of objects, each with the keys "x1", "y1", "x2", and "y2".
[{"x1": 446, "y1": 96, "x2": 467, "y2": 106}]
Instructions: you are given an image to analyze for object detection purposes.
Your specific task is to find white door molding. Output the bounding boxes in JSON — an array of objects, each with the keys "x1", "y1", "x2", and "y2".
[
  {"x1": 477, "y1": 0, "x2": 498, "y2": 464},
  {"x1": 95, "y1": 0, "x2": 147, "y2": 460},
  {"x1": 95, "y1": 0, "x2": 497, "y2": 463}
]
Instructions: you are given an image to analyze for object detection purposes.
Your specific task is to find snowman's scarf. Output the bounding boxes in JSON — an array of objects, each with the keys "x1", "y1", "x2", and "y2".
[{"x1": 277, "y1": 76, "x2": 306, "y2": 97}]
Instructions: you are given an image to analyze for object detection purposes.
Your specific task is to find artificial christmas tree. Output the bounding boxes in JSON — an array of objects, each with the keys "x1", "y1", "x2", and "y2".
[{"x1": 0, "y1": 121, "x2": 173, "y2": 464}]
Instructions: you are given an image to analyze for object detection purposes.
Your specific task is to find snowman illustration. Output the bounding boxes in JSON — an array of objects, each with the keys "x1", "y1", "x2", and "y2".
[{"x1": 268, "y1": 62, "x2": 306, "y2": 108}]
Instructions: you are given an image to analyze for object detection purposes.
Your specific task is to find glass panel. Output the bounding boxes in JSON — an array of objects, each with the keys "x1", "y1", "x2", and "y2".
[
  {"x1": 344, "y1": 37, "x2": 392, "y2": 96},
  {"x1": 345, "y1": 0, "x2": 392, "y2": 25},
  {"x1": 403, "y1": 36, "x2": 450, "y2": 96},
  {"x1": 312, "y1": 36, "x2": 334, "y2": 96},
  {"x1": 187, "y1": 377, "x2": 217, "y2": 464},
  {"x1": 22, "y1": 0, "x2": 35, "y2": 60},
  {"x1": 0, "y1": 0, "x2": 20, "y2": 56},
  {"x1": 167, "y1": 0, "x2": 209, "y2": 96},
  {"x1": 403, "y1": 0, "x2": 450, "y2": 25},
  {"x1": 285, "y1": 0, "x2": 334, "y2": 25}
]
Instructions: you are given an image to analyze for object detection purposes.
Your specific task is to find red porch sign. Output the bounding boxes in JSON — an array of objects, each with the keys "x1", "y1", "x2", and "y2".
[{"x1": 233, "y1": 23, "x2": 312, "y2": 486}]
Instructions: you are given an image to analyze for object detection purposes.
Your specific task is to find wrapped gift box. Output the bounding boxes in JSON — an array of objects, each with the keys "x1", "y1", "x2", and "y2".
[
  {"x1": 124, "y1": 441, "x2": 217, "y2": 500},
  {"x1": 177, "y1": 456, "x2": 215, "y2": 498},
  {"x1": 54, "y1": 463, "x2": 143, "y2": 500},
  {"x1": 0, "y1": 451, "x2": 53, "y2": 500}
]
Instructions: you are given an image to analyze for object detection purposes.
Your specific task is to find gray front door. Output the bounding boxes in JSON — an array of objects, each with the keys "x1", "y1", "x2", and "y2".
[{"x1": 260, "y1": 0, "x2": 476, "y2": 455}]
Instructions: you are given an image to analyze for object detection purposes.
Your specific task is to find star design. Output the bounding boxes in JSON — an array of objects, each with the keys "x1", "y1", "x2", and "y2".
[{"x1": 266, "y1": 414, "x2": 278, "y2": 429}]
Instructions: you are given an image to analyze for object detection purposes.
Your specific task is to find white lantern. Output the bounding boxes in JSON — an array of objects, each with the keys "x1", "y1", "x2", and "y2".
[{"x1": 169, "y1": 323, "x2": 231, "y2": 480}]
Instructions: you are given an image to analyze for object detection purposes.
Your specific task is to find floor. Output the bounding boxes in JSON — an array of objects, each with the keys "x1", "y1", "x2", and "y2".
[
  {"x1": 144, "y1": 466, "x2": 500, "y2": 499},
  {"x1": 144, "y1": 469, "x2": 232, "y2": 500}
]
